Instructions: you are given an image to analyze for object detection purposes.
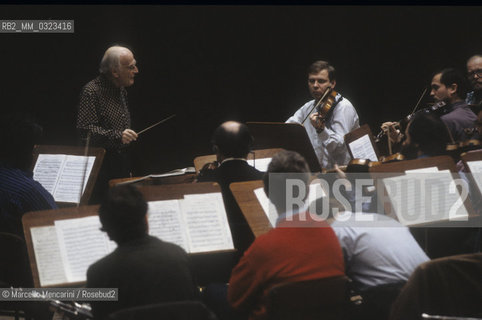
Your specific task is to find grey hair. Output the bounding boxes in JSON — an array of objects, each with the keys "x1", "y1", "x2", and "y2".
[
  {"x1": 467, "y1": 54, "x2": 482, "y2": 62},
  {"x1": 99, "y1": 46, "x2": 129, "y2": 75}
]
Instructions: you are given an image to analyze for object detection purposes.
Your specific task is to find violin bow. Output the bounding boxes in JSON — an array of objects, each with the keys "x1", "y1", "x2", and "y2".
[{"x1": 409, "y1": 87, "x2": 428, "y2": 116}]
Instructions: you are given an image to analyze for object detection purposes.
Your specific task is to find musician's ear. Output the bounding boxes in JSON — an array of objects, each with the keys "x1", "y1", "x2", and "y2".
[
  {"x1": 448, "y1": 83, "x2": 457, "y2": 96},
  {"x1": 111, "y1": 67, "x2": 120, "y2": 79},
  {"x1": 330, "y1": 79, "x2": 337, "y2": 89}
]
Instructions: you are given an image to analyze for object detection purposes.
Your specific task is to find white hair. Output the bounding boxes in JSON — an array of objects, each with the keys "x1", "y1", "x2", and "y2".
[
  {"x1": 99, "y1": 46, "x2": 131, "y2": 75},
  {"x1": 467, "y1": 54, "x2": 482, "y2": 64}
]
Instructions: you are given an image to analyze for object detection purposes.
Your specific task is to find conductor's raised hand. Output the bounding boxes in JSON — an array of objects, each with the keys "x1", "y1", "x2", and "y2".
[{"x1": 122, "y1": 129, "x2": 138, "y2": 144}]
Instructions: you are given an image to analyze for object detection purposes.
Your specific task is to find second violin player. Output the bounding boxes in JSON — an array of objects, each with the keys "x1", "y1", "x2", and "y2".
[
  {"x1": 381, "y1": 68, "x2": 477, "y2": 145},
  {"x1": 286, "y1": 60, "x2": 360, "y2": 169}
]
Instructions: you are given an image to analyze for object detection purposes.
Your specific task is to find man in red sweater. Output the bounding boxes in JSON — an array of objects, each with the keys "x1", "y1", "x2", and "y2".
[{"x1": 228, "y1": 151, "x2": 345, "y2": 320}]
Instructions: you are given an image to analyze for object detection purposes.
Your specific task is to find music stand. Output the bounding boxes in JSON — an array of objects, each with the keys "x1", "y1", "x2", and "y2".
[
  {"x1": 32, "y1": 145, "x2": 105, "y2": 206},
  {"x1": 230, "y1": 180, "x2": 273, "y2": 238},
  {"x1": 344, "y1": 124, "x2": 381, "y2": 161},
  {"x1": 22, "y1": 205, "x2": 99, "y2": 288},
  {"x1": 461, "y1": 149, "x2": 482, "y2": 200},
  {"x1": 369, "y1": 155, "x2": 477, "y2": 227},
  {"x1": 23, "y1": 182, "x2": 236, "y2": 288},
  {"x1": 246, "y1": 122, "x2": 321, "y2": 172}
]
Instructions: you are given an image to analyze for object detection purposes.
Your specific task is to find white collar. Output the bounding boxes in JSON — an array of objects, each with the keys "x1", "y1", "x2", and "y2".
[{"x1": 221, "y1": 157, "x2": 247, "y2": 164}]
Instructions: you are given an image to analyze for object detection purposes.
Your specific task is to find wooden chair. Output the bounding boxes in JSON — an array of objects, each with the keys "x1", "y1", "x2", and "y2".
[{"x1": 266, "y1": 276, "x2": 349, "y2": 320}]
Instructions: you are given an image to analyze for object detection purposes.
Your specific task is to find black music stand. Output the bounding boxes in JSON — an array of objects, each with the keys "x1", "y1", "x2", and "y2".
[{"x1": 246, "y1": 122, "x2": 321, "y2": 172}]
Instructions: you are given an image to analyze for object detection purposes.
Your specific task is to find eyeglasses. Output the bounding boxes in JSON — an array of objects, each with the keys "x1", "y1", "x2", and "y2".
[{"x1": 467, "y1": 69, "x2": 482, "y2": 77}]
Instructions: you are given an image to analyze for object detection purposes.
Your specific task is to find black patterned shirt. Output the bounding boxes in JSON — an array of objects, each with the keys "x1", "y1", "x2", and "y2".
[{"x1": 77, "y1": 75, "x2": 131, "y2": 151}]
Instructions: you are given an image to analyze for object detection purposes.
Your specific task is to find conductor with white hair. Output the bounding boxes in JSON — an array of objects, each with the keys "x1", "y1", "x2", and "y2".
[{"x1": 77, "y1": 45, "x2": 139, "y2": 201}]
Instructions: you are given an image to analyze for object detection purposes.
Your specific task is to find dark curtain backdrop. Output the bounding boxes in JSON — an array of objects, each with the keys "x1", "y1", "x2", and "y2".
[{"x1": 1, "y1": 5, "x2": 481, "y2": 175}]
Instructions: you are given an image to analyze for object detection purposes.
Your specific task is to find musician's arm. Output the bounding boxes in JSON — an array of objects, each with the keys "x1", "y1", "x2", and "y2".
[
  {"x1": 319, "y1": 102, "x2": 359, "y2": 154},
  {"x1": 286, "y1": 101, "x2": 314, "y2": 125},
  {"x1": 76, "y1": 86, "x2": 124, "y2": 147}
]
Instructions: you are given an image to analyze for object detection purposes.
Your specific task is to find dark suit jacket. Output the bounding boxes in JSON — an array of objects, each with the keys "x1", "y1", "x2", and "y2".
[
  {"x1": 87, "y1": 235, "x2": 198, "y2": 320},
  {"x1": 197, "y1": 160, "x2": 264, "y2": 254}
]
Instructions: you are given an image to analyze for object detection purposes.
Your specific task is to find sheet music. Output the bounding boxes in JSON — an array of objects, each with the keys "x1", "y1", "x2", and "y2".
[
  {"x1": 54, "y1": 155, "x2": 95, "y2": 203},
  {"x1": 348, "y1": 134, "x2": 378, "y2": 161},
  {"x1": 405, "y1": 166, "x2": 439, "y2": 173},
  {"x1": 30, "y1": 226, "x2": 67, "y2": 287},
  {"x1": 307, "y1": 182, "x2": 326, "y2": 202},
  {"x1": 382, "y1": 170, "x2": 469, "y2": 226},
  {"x1": 254, "y1": 187, "x2": 278, "y2": 227},
  {"x1": 33, "y1": 154, "x2": 64, "y2": 194},
  {"x1": 55, "y1": 216, "x2": 116, "y2": 283},
  {"x1": 247, "y1": 158, "x2": 272, "y2": 172},
  {"x1": 466, "y1": 160, "x2": 482, "y2": 194},
  {"x1": 254, "y1": 184, "x2": 326, "y2": 227},
  {"x1": 147, "y1": 199, "x2": 189, "y2": 251},
  {"x1": 181, "y1": 193, "x2": 234, "y2": 253},
  {"x1": 33, "y1": 154, "x2": 95, "y2": 203}
]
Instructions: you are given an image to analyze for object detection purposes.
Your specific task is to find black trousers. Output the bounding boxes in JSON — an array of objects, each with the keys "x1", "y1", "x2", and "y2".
[{"x1": 90, "y1": 148, "x2": 131, "y2": 204}]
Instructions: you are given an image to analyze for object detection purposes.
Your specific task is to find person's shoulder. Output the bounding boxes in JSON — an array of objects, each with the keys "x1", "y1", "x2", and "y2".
[
  {"x1": 219, "y1": 160, "x2": 264, "y2": 181},
  {"x1": 299, "y1": 99, "x2": 315, "y2": 110},
  {"x1": 249, "y1": 226, "x2": 291, "y2": 251},
  {"x1": 87, "y1": 249, "x2": 116, "y2": 279},
  {"x1": 3, "y1": 168, "x2": 49, "y2": 196},
  {"x1": 331, "y1": 212, "x2": 401, "y2": 228},
  {"x1": 0, "y1": 167, "x2": 31, "y2": 184},
  {"x1": 147, "y1": 235, "x2": 189, "y2": 257},
  {"x1": 442, "y1": 104, "x2": 477, "y2": 121},
  {"x1": 337, "y1": 95, "x2": 356, "y2": 110},
  {"x1": 250, "y1": 167, "x2": 264, "y2": 180},
  {"x1": 241, "y1": 232, "x2": 273, "y2": 258},
  {"x1": 196, "y1": 166, "x2": 220, "y2": 183},
  {"x1": 227, "y1": 160, "x2": 263, "y2": 175},
  {"x1": 81, "y1": 76, "x2": 102, "y2": 94},
  {"x1": 292, "y1": 99, "x2": 315, "y2": 112}
]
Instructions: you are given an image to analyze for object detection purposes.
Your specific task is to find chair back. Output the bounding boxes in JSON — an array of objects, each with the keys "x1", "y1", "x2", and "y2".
[
  {"x1": 108, "y1": 300, "x2": 217, "y2": 320},
  {"x1": 266, "y1": 276, "x2": 348, "y2": 320}
]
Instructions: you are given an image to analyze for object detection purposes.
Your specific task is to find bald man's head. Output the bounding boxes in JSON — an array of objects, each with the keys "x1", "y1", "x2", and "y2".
[
  {"x1": 467, "y1": 55, "x2": 482, "y2": 93},
  {"x1": 100, "y1": 46, "x2": 128, "y2": 74},
  {"x1": 211, "y1": 121, "x2": 253, "y2": 159}
]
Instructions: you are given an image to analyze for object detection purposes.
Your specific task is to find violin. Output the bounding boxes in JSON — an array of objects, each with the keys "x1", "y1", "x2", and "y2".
[
  {"x1": 316, "y1": 88, "x2": 339, "y2": 121},
  {"x1": 379, "y1": 153, "x2": 405, "y2": 163},
  {"x1": 302, "y1": 87, "x2": 341, "y2": 133},
  {"x1": 376, "y1": 101, "x2": 448, "y2": 142},
  {"x1": 459, "y1": 139, "x2": 481, "y2": 151}
]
